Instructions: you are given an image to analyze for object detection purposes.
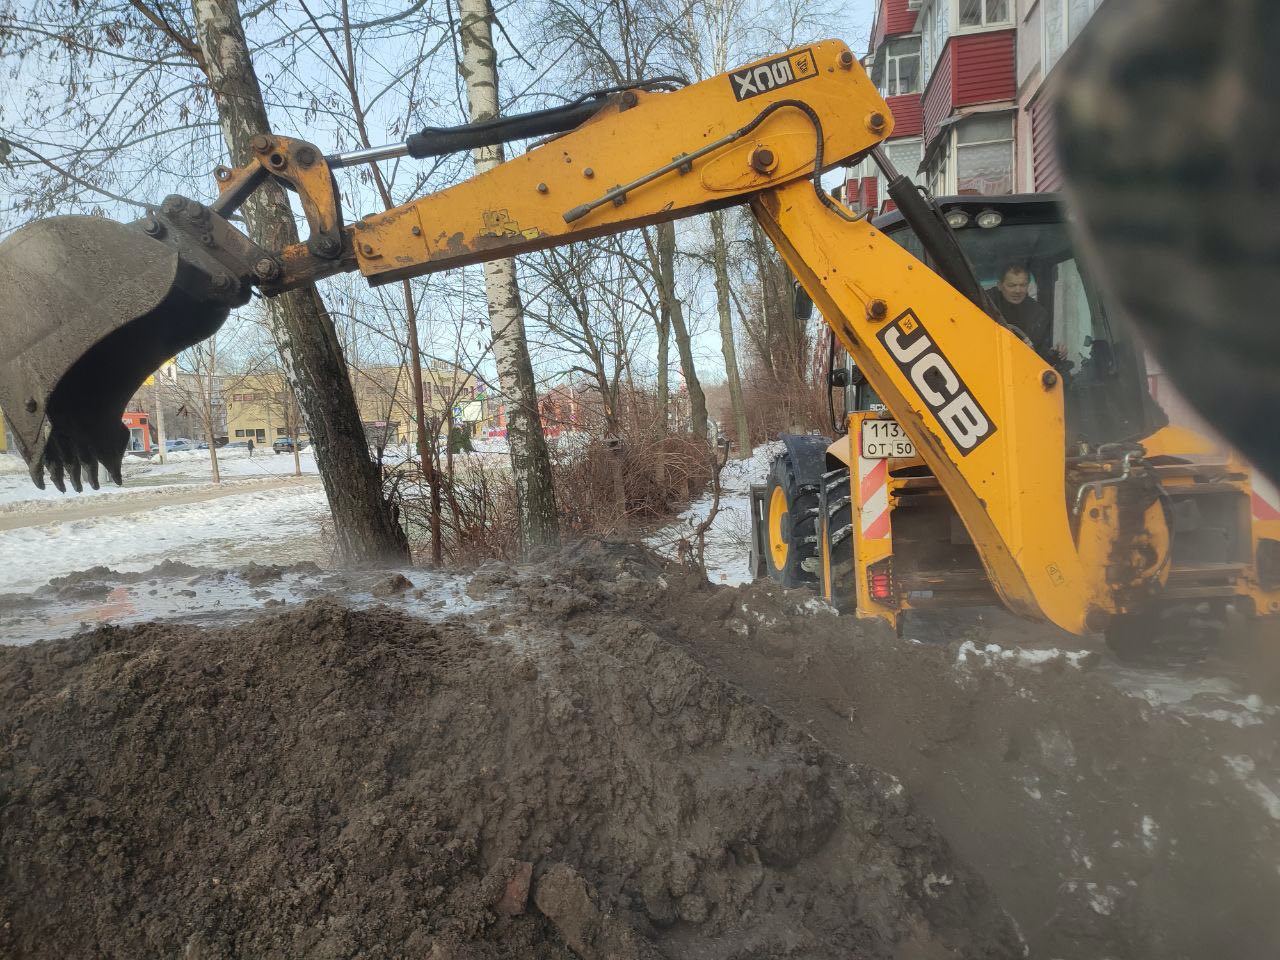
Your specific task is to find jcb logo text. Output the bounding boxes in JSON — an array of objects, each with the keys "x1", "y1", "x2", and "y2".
[{"x1": 877, "y1": 310, "x2": 995, "y2": 454}]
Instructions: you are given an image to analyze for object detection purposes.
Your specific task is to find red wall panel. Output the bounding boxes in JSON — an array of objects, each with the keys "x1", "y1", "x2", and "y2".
[
  {"x1": 953, "y1": 30, "x2": 1016, "y2": 106},
  {"x1": 861, "y1": 176, "x2": 879, "y2": 213},
  {"x1": 1030, "y1": 89, "x2": 1063, "y2": 192},
  {"x1": 921, "y1": 41, "x2": 953, "y2": 145},
  {"x1": 872, "y1": 0, "x2": 919, "y2": 50},
  {"x1": 885, "y1": 93, "x2": 923, "y2": 138},
  {"x1": 921, "y1": 31, "x2": 1014, "y2": 146}
]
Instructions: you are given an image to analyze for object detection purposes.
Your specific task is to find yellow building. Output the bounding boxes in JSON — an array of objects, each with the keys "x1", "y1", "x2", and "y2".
[
  {"x1": 350, "y1": 363, "x2": 484, "y2": 442},
  {"x1": 221, "y1": 363, "x2": 484, "y2": 449},
  {"x1": 223, "y1": 372, "x2": 303, "y2": 447}
]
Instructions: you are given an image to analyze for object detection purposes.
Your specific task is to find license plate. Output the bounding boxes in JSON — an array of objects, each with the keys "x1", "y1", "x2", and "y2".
[{"x1": 861, "y1": 419, "x2": 916, "y2": 459}]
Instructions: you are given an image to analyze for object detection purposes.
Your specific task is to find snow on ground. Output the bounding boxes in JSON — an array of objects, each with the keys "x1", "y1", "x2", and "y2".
[
  {"x1": 0, "y1": 562, "x2": 482, "y2": 647},
  {"x1": 648, "y1": 441, "x2": 782, "y2": 586},
  {"x1": 0, "y1": 482, "x2": 328, "y2": 594},
  {"x1": 0, "y1": 449, "x2": 318, "y2": 510},
  {"x1": 956, "y1": 639, "x2": 1096, "y2": 671}
]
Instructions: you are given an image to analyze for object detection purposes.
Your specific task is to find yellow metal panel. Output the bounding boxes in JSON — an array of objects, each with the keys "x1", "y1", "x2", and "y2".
[{"x1": 753, "y1": 182, "x2": 1107, "y2": 635}]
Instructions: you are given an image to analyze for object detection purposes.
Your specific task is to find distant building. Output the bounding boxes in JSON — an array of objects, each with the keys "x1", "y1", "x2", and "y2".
[
  {"x1": 351, "y1": 362, "x2": 484, "y2": 442},
  {"x1": 486, "y1": 382, "x2": 583, "y2": 439},
  {"x1": 847, "y1": 0, "x2": 1106, "y2": 212},
  {"x1": 224, "y1": 372, "x2": 300, "y2": 446}
]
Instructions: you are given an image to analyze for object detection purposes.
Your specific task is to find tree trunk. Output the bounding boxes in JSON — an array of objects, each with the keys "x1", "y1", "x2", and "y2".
[
  {"x1": 709, "y1": 211, "x2": 751, "y2": 457},
  {"x1": 191, "y1": 0, "x2": 408, "y2": 564},
  {"x1": 456, "y1": 0, "x2": 558, "y2": 551},
  {"x1": 412, "y1": 348, "x2": 442, "y2": 566},
  {"x1": 658, "y1": 221, "x2": 708, "y2": 439},
  {"x1": 205, "y1": 340, "x2": 221, "y2": 484}
]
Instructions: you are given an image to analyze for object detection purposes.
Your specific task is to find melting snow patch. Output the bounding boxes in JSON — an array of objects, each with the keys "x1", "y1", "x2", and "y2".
[
  {"x1": 922, "y1": 873, "x2": 953, "y2": 898},
  {"x1": 1225, "y1": 755, "x2": 1280, "y2": 822},
  {"x1": 1064, "y1": 880, "x2": 1121, "y2": 916},
  {"x1": 802, "y1": 596, "x2": 833, "y2": 616},
  {"x1": 648, "y1": 443, "x2": 783, "y2": 586},
  {"x1": 1113, "y1": 670, "x2": 1276, "y2": 728},
  {"x1": 956, "y1": 640, "x2": 1092, "y2": 670},
  {"x1": 1140, "y1": 815, "x2": 1159, "y2": 852}
]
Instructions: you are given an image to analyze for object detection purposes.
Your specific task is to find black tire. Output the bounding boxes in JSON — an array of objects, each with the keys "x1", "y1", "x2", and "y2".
[
  {"x1": 821, "y1": 466, "x2": 856, "y2": 612},
  {"x1": 762, "y1": 451, "x2": 820, "y2": 588}
]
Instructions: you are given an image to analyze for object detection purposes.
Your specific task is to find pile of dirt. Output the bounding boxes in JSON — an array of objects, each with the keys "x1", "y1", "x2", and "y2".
[
  {"x1": 0, "y1": 551, "x2": 1021, "y2": 958},
  {"x1": 565, "y1": 546, "x2": 1280, "y2": 960}
]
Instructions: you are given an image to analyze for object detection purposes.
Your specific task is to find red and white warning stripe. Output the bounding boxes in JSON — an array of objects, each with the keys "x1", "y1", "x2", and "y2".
[
  {"x1": 1253, "y1": 472, "x2": 1280, "y2": 523},
  {"x1": 858, "y1": 456, "x2": 891, "y2": 540}
]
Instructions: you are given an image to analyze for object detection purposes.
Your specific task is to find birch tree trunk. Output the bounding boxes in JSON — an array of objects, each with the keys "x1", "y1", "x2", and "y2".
[
  {"x1": 456, "y1": 0, "x2": 559, "y2": 550},
  {"x1": 658, "y1": 221, "x2": 708, "y2": 439},
  {"x1": 191, "y1": 0, "x2": 408, "y2": 563},
  {"x1": 709, "y1": 210, "x2": 751, "y2": 456}
]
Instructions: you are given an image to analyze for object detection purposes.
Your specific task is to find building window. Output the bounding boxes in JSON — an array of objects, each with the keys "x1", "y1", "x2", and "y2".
[
  {"x1": 874, "y1": 137, "x2": 925, "y2": 212},
  {"x1": 877, "y1": 36, "x2": 921, "y2": 97},
  {"x1": 234, "y1": 429, "x2": 245, "y2": 437},
  {"x1": 955, "y1": 113, "x2": 1014, "y2": 195},
  {"x1": 921, "y1": 5, "x2": 932, "y2": 81},
  {"x1": 885, "y1": 139, "x2": 925, "y2": 183},
  {"x1": 1044, "y1": 0, "x2": 1101, "y2": 73},
  {"x1": 927, "y1": 137, "x2": 951, "y2": 196},
  {"x1": 922, "y1": 1, "x2": 950, "y2": 86},
  {"x1": 959, "y1": 0, "x2": 1010, "y2": 28},
  {"x1": 277, "y1": 427, "x2": 287, "y2": 436}
]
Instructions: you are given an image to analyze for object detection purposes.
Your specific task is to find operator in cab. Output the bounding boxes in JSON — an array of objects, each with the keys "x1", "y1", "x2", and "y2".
[{"x1": 988, "y1": 263, "x2": 1065, "y2": 365}]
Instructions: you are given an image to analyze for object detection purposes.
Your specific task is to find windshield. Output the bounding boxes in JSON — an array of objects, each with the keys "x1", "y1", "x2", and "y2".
[{"x1": 870, "y1": 213, "x2": 1165, "y2": 445}]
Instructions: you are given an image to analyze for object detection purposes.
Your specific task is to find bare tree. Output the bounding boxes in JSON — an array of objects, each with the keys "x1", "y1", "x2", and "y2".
[
  {"x1": 158, "y1": 316, "x2": 273, "y2": 482},
  {"x1": 190, "y1": 0, "x2": 408, "y2": 563},
  {"x1": 456, "y1": 0, "x2": 559, "y2": 551},
  {"x1": 656, "y1": 221, "x2": 708, "y2": 438},
  {"x1": 709, "y1": 210, "x2": 751, "y2": 455},
  {"x1": 169, "y1": 338, "x2": 229, "y2": 482},
  {"x1": 536, "y1": 0, "x2": 708, "y2": 442},
  {"x1": 523, "y1": 235, "x2": 655, "y2": 436}
]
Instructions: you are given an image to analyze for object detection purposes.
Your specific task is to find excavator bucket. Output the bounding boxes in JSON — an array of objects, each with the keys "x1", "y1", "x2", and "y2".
[{"x1": 0, "y1": 210, "x2": 253, "y2": 491}]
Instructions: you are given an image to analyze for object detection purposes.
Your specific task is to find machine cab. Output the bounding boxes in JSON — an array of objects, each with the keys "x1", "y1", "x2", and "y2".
[{"x1": 851, "y1": 194, "x2": 1166, "y2": 447}]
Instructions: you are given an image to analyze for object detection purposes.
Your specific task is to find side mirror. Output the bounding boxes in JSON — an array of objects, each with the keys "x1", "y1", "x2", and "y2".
[
  {"x1": 793, "y1": 282, "x2": 814, "y2": 323},
  {"x1": 829, "y1": 368, "x2": 851, "y2": 388}
]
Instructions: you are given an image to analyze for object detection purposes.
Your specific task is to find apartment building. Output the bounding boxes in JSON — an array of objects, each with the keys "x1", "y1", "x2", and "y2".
[{"x1": 847, "y1": 0, "x2": 1105, "y2": 212}]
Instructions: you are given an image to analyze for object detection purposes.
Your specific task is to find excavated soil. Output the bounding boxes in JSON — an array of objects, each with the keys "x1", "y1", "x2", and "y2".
[
  {"x1": 0, "y1": 544, "x2": 1021, "y2": 959},
  {"x1": 609, "y1": 555, "x2": 1280, "y2": 960},
  {"x1": 4, "y1": 539, "x2": 1278, "y2": 959}
]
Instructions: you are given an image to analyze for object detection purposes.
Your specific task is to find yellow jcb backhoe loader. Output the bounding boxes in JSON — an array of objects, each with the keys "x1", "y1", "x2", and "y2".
[
  {"x1": 1, "y1": 39, "x2": 1276, "y2": 645},
  {"x1": 748, "y1": 192, "x2": 1280, "y2": 653}
]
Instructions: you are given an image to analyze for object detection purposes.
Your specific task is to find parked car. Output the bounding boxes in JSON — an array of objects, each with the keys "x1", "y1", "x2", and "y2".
[
  {"x1": 221, "y1": 440, "x2": 252, "y2": 453},
  {"x1": 272, "y1": 437, "x2": 307, "y2": 454},
  {"x1": 164, "y1": 438, "x2": 195, "y2": 452}
]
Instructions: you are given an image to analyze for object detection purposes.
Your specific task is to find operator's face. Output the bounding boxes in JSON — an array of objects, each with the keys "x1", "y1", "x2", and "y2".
[{"x1": 999, "y1": 271, "x2": 1031, "y2": 304}]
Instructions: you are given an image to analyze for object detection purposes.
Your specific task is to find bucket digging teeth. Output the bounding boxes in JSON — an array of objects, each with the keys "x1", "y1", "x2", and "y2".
[{"x1": 0, "y1": 205, "x2": 259, "y2": 492}]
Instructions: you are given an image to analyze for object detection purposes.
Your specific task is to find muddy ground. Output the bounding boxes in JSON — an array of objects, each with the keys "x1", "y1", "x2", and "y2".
[
  {"x1": 2, "y1": 541, "x2": 1278, "y2": 958},
  {"x1": 0, "y1": 545, "x2": 1019, "y2": 959}
]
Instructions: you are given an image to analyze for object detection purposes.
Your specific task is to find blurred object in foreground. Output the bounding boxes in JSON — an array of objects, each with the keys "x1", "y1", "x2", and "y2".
[{"x1": 1057, "y1": 0, "x2": 1280, "y2": 485}]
